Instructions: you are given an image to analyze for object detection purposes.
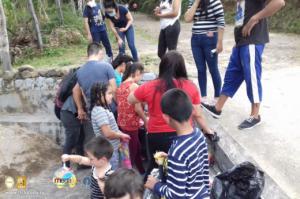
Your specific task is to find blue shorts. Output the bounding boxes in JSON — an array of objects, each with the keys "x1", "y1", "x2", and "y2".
[{"x1": 221, "y1": 44, "x2": 265, "y2": 103}]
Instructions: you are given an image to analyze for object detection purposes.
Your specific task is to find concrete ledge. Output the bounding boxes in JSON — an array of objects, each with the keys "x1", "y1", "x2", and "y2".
[
  {"x1": 0, "y1": 114, "x2": 64, "y2": 146},
  {"x1": 209, "y1": 116, "x2": 290, "y2": 199}
]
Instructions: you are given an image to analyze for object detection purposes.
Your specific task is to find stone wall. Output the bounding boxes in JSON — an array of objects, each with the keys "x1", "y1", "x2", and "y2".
[{"x1": 0, "y1": 66, "x2": 66, "y2": 114}]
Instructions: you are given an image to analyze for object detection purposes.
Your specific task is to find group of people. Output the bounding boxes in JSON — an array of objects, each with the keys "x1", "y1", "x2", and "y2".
[{"x1": 58, "y1": 0, "x2": 285, "y2": 198}]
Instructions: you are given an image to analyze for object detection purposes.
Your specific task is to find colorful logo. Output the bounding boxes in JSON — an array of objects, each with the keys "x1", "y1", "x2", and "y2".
[
  {"x1": 53, "y1": 168, "x2": 77, "y2": 189},
  {"x1": 16, "y1": 176, "x2": 27, "y2": 189},
  {"x1": 5, "y1": 176, "x2": 15, "y2": 189}
]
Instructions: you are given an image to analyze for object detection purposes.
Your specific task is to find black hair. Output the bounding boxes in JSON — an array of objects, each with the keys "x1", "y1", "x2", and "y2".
[
  {"x1": 122, "y1": 62, "x2": 144, "y2": 82},
  {"x1": 84, "y1": 136, "x2": 114, "y2": 160},
  {"x1": 103, "y1": 0, "x2": 118, "y2": 10},
  {"x1": 112, "y1": 53, "x2": 134, "y2": 69},
  {"x1": 161, "y1": 88, "x2": 193, "y2": 123},
  {"x1": 104, "y1": 168, "x2": 144, "y2": 199},
  {"x1": 199, "y1": 0, "x2": 210, "y2": 17},
  {"x1": 90, "y1": 82, "x2": 110, "y2": 111},
  {"x1": 157, "y1": 50, "x2": 188, "y2": 93},
  {"x1": 87, "y1": 42, "x2": 102, "y2": 57}
]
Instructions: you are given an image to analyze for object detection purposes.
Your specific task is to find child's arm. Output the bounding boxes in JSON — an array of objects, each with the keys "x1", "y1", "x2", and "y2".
[
  {"x1": 61, "y1": 154, "x2": 91, "y2": 166},
  {"x1": 100, "y1": 124, "x2": 130, "y2": 142},
  {"x1": 145, "y1": 156, "x2": 188, "y2": 198}
]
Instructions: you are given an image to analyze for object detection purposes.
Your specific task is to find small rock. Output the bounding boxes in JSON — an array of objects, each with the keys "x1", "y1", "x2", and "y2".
[
  {"x1": 18, "y1": 65, "x2": 35, "y2": 73},
  {"x1": 20, "y1": 70, "x2": 39, "y2": 79},
  {"x1": 2, "y1": 71, "x2": 16, "y2": 81},
  {"x1": 38, "y1": 69, "x2": 48, "y2": 77}
]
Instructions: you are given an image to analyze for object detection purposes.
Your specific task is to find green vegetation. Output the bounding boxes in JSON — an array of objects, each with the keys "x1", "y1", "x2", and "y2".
[{"x1": 136, "y1": 0, "x2": 300, "y2": 34}]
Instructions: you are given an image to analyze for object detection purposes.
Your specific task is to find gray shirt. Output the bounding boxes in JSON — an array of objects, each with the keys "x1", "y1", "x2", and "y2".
[
  {"x1": 76, "y1": 60, "x2": 115, "y2": 105},
  {"x1": 61, "y1": 95, "x2": 77, "y2": 114},
  {"x1": 91, "y1": 106, "x2": 120, "y2": 151}
]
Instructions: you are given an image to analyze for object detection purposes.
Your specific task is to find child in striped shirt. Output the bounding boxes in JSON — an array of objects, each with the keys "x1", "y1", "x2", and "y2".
[
  {"x1": 145, "y1": 88, "x2": 210, "y2": 199},
  {"x1": 61, "y1": 136, "x2": 114, "y2": 199}
]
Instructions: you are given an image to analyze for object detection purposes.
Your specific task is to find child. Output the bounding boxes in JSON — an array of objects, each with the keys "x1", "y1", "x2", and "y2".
[
  {"x1": 61, "y1": 136, "x2": 114, "y2": 199},
  {"x1": 112, "y1": 54, "x2": 134, "y2": 87},
  {"x1": 90, "y1": 82, "x2": 130, "y2": 169},
  {"x1": 116, "y1": 63, "x2": 146, "y2": 173},
  {"x1": 145, "y1": 88, "x2": 210, "y2": 199},
  {"x1": 104, "y1": 168, "x2": 144, "y2": 199}
]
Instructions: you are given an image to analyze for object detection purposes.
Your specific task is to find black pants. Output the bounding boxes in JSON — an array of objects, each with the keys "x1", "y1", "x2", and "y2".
[
  {"x1": 157, "y1": 20, "x2": 181, "y2": 59},
  {"x1": 60, "y1": 110, "x2": 95, "y2": 167},
  {"x1": 145, "y1": 132, "x2": 176, "y2": 181}
]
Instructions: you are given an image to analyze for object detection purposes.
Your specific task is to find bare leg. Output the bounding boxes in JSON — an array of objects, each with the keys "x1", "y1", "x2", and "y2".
[
  {"x1": 215, "y1": 95, "x2": 229, "y2": 112},
  {"x1": 251, "y1": 103, "x2": 260, "y2": 118}
]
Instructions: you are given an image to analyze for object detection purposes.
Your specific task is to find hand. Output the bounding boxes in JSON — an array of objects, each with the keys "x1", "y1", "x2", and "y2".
[
  {"x1": 216, "y1": 40, "x2": 223, "y2": 54},
  {"x1": 87, "y1": 34, "x2": 93, "y2": 43},
  {"x1": 153, "y1": 6, "x2": 160, "y2": 15},
  {"x1": 242, "y1": 15, "x2": 259, "y2": 37},
  {"x1": 77, "y1": 108, "x2": 87, "y2": 121},
  {"x1": 145, "y1": 175, "x2": 159, "y2": 190},
  {"x1": 119, "y1": 133, "x2": 131, "y2": 142},
  {"x1": 117, "y1": 38, "x2": 123, "y2": 47},
  {"x1": 119, "y1": 28, "x2": 127, "y2": 32},
  {"x1": 61, "y1": 154, "x2": 70, "y2": 162}
]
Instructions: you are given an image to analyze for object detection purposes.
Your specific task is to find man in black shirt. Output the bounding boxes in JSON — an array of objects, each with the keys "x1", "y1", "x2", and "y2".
[{"x1": 202, "y1": 0, "x2": 285, "y2": 130}]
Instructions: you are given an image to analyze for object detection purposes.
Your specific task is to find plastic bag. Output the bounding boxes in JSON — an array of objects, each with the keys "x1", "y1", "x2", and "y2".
[
  {"x1": 143, "y1": 169, "x2": 160, "y2": 199},
  {"x1": 211, "y1": 161, "x2": 265, "y2": 199},
  {"x1": 119, "y1": 141, "x2": 132, "y2": 169},
  {"x1": 52, "y1": 163, "x2": 77, "y2": 189}
]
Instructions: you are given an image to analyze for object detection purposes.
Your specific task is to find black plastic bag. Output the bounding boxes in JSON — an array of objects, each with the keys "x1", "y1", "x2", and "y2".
[{"x1": 211, "y1": 161, "x2": 265, "y2": 199}]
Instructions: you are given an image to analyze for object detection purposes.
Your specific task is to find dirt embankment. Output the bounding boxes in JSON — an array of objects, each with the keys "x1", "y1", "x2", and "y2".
[{"x1": 0, "y1": 125, "x2": 60, "y2": 192}]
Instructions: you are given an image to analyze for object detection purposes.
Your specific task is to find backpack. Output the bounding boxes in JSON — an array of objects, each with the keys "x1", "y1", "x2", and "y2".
[{"x1": 54, "y1": 68, "x2": 79, "y2": 120}]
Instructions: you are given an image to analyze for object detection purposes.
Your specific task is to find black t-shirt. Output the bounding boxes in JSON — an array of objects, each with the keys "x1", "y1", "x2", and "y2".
[{"x1": 234, "y1": 0, "x2": 269, "y2": 46}]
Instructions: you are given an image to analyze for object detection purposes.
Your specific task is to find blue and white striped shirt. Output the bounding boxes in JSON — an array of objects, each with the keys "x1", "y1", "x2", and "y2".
[{"x1": 153, "y1": 128, "x2": 210, "y2": 199}]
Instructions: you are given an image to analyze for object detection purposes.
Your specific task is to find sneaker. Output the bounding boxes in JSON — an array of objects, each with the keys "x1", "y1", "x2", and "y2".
[
  {"x1": 238, "y1": 115, "x2": 261, "y2": 130},
  {"x1": 205, "y1": 132, "x2": 220, "y2": 142},
  {"x1": 201, "y1": 104, "x2": 222, "y2": 119}
]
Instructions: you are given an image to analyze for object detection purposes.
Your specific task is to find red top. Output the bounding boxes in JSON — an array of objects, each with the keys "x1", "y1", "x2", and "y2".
[
  {"x1": 117, "y1": 81, "x2": 140, "y2": 131},
  {"x1": 134, "y1": 79, "x2": 201, "y2": 133}
]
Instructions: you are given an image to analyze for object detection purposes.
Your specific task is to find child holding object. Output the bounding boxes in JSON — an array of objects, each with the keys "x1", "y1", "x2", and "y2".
[{"x1": 145, "y1": 88, "x2": 210, "y2": 199}]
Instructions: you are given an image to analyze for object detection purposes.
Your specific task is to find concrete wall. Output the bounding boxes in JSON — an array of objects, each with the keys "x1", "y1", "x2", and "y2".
[{"x1": 0, "y1": 68, "x2": 64, "y2": 114}]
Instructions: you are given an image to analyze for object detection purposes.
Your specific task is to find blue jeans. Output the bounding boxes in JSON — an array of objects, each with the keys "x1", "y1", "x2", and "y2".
[
  {"x1": 191, "y1": 33, "x2": 222, "y2": 98},
  {"x1": 92, "y1": 29, "x2": 113, "y2": 57},
  {"x1": 117, "y1": 26, "x2": 138, "y2": 61}
]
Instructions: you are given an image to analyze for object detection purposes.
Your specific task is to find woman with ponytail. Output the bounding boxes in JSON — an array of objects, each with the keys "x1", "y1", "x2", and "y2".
[
  {"x1": 128, "y1": 51, "x2": 218, "y2": 179},
  {"x1": 185, "y1": 0, "x2": 225, "y2": 105},
  {"x1": 90, "y1": 82, "x2": 130, "y2": 169}
]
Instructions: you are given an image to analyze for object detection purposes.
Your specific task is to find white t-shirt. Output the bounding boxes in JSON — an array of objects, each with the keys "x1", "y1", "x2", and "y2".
[{"x1": 159, "y1": 0, "x2": 181, "y2": 29}]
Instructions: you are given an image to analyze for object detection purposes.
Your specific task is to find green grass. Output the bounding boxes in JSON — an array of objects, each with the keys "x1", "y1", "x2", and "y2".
[{"x1": 14, "y1": 43, "x2": 88, "y2": 69}]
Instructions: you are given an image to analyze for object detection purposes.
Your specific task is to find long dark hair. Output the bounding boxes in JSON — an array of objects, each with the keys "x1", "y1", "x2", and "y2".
[
  {"x1": 122, "y1": 62, "x2": 144, "y2": 82},
  {"x1": 157, "y1": 50, "x2": 188, "y2": 93},
  {"x1": 199, "y1": 0, "x2": 210, "y2": 17},
  {"x1": 90, "y1": 82, "x2": 110, "y2": 111},
  {"x1": 103, "y1": 0, "x2": 118, "y2": 10}
]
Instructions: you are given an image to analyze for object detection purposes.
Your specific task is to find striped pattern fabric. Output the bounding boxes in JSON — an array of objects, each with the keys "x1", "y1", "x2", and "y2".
[
  {"x1": 91, "y1": 106, "x2": 120, "y2": 151},
  {"x1": 90, "y1": 166, "x2": 113, "y2": 199},
  {"x1": 189, "y1": 0, "x2": 225, "y2": 34},
  {"x1": 153, "y1": 128, "x2": 210, "y2": 199}
]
